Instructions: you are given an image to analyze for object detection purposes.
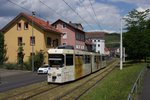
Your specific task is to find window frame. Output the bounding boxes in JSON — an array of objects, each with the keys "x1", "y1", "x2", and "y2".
[
  {"x1": 63, "y1": 42, "x2": 67, "y2": 45},
  {"x1": 17, "y1": 23, "x2": 21, "y2": 30},
  {"x1": 18, "y1": 37, "x2": 23, "y2": 46},
  {"x1": 24, "y1": 22, "x2": 29, "y2": 30},
  {"x1": 54, "y1": 25, "x2": 57, "y2": 28},
  {"x1": 53, "y1": 39, "x2": 59, "y2": 47},
  {"x1": 47, "y1": 37, "x2": 52, "y2": 46},
  {"x1": 30, "y1": 36, "x2": 35, "y2": 46},
  {"x1": 62, "y1": 23, "x2": 66, "y2": 28},
  {"x1": 62, "y1": 32, "x2": 67, "y2": 39}
]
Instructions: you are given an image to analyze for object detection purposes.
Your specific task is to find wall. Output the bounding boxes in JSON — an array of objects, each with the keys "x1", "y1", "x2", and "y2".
[
  {"x1": 54, "y1": 22, "x2": 85, "y2": 50},
  {"x1": 55, "y1": 22, "x2": 76, "y2": 47},
  {"x1": 92, "y1": 39, "x2": 105, "y2": 54}
]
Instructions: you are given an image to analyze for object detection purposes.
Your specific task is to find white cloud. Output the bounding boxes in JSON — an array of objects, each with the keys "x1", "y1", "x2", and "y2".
[
  {"x1": 0, "y1": 0, "x2": 121, "y2": 32},
  {"x1": 111, "y1": 0, "x2": 150, "y2": 9},
  {"x1": 136, "y1": 7, "x2": 146, "y2": 12},
  {"x1": 87, "y1": 29, "x2": 117, "y2": 33}
]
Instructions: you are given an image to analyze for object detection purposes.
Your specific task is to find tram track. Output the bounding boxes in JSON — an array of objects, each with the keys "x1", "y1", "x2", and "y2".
[
  {"x1": 1, "y1": 83, "x2": 59, "y2": 100},
  {"x1": 57, "y1": 60, "x2": 118, "y2": 100},
  {"x1": 0, "y1": 59, "x2": 118, "y2": 100},
  {"x1": 29, "y1": 60, "x2": 119, "y2": 100}
]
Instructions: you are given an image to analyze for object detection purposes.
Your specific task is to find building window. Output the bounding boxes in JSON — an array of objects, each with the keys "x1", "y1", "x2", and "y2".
[
  {"x1": 18, "y1": 37, "x2": 22, "y2": 46},
  {"x1": 81, "y1": 46, "x2": 84, "y2": 49},
  {"x1": 75, "y1": 33, "x2": 85, "y2": 41},
  {"x1": 30, "y1": 52, "x2": 35, "y2": 56},
  {"x1": 76, "y1": 45, "x2": 79, "y2": 49},
  {"x1": 63, "y1": 43, "x2": 67, "y2": 45},
  {"x1": 17, "y1": 23, "x2": 21, "y2": 30},
  {"x1": 98, "y1": 40, "x2": 100, "y2": 42},
  {"x1": 94, "y1": 40, "x2": 96, "y2": 42},
  {"x1": 63, "y1": 32, "x2": 67, "y2": 39},
  {"x1": 62, "y1": 23, "x2": 66, "y2": 28},
  {"x1": 47, "y1": 37, "x2": 51, "y2": 46},
  {"x1": 98, "y1": 44, "x2": 100, "y2": 47},
  {"x1": 30, "y1": 36, "x2": 35, "y2": 46},
  {"x1": 24, "y1": 22, "x2": 29, "y2": 30},
  {"x1": 53, "y1": 39, "x2": 59, "y2": 47},
  {"x1": 54, "y1": 25, "x2": 57, "y2": 28}
]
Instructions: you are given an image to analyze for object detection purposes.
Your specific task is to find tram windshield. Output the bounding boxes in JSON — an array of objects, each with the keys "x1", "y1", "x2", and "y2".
[{"x1": 48, "y1": 54, "x2": 64, "y2": 67}]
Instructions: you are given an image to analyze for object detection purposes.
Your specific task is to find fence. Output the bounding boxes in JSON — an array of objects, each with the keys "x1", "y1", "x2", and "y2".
[{"x1": 127, "y1": 66, "x2": 147, "y2": 100}]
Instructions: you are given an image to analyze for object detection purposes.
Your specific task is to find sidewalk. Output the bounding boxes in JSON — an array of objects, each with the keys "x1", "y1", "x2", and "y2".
[
  {"x1": 0, "y1": 68, "x2": 30, "y2": 77},
  {"x1": 139, "y1": 69, "x2": 150, "y2": 100}
]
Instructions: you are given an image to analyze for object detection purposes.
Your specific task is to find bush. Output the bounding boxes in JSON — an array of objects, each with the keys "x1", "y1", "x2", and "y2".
[
  {"x1": 28, "y1": 50, "x2": 45, "y2": 71},
  {"x1": 3, "y1": 63, "x2": 17, "y2": 70}
]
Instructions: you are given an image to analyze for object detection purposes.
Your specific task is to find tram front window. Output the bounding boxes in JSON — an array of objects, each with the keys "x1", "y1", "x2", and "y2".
[{"x1": 49, "y1": 54, "x2": 64, "y2": 67}]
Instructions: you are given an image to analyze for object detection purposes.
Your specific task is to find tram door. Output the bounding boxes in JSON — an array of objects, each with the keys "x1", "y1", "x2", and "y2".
[
  {"x1": 64, "y1": 54, "x2": 74, "y2": 81},
  {"x1": 75, "y1": 55, "x2": 83, "y2": 79}
]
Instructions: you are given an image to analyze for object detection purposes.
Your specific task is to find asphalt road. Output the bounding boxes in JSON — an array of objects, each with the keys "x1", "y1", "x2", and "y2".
[
  {"x1": 0, "y1": 69, "x2": 47, "y2": 92},
  {"x1": 139, "y1": 69, "x2": 150, "y2": 100}
]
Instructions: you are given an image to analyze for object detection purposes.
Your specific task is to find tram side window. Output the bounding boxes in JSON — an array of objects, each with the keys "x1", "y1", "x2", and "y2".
[
  {"x1": 66, "y1": 54, "x2": 73, "y2": 66},
  {"x1": 85, "y1": 55, "x2": 90, "y2": 63},
  {"x1": 87, "y1": 55, "x2": 91, "y2": 63},
  {"x1": 84, "y1": 55, "x2": 87, "y2": 64},
  {"x1": 102, "y1": 56, "x2": 105, "y2": 61},
  {"x1": 94, "y1": 56, "x2": 97, "y2": 63}
]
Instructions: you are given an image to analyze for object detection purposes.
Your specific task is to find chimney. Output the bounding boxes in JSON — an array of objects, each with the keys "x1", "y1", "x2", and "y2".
[
  {"x1": 69, "y1": 21, "x2": 72, "y2": 23},
  {"x1": 47, "y1": 21, "x2": 49, "y2": 26}
]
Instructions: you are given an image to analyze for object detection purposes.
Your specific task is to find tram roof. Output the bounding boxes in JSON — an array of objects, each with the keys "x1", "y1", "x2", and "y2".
[{"x1": 48, "y1": 49, "x2": 100, "y2": 55}]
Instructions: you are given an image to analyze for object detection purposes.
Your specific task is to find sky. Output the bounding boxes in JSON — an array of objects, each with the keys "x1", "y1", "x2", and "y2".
[{"x1": 0, "y1": 0, "x2": 150, "y2": 33}]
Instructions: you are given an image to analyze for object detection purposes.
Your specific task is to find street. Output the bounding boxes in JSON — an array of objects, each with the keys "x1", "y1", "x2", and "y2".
[{"x1": 0, "y1": 69, "x2": 47, "y2": 92}]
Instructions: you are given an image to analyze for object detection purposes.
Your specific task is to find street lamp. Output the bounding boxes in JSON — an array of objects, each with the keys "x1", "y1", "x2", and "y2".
[
  {"x1": 32, "y1": 11, "x2": 35, "y2": 72},
  {"x1": 120, "y1": 18, "x2": 123, "y2": 70}
]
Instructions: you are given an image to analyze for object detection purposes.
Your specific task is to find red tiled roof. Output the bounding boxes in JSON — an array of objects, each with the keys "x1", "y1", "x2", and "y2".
[
  {"x1": 21, "y1": 13, "x2": 62, "y2": 34},
  {"x1": 86, "y1": 31, "x2": 106, "y2": 39},
  {"x1": 2, "y1": 12, "x2": 62, "y2": 34},
  {"x1": 52, "y1": 19, "x2": 85, "y2": 33}
]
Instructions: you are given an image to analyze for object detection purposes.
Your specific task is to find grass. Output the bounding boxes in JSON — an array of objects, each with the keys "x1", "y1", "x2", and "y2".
[{"x1": 80, "y1": 63, "x2": 146, "y2": 100}]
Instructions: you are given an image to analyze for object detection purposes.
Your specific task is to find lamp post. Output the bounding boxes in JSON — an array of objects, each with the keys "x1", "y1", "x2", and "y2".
[
  {"x1": 32, "y1": 11, "x2": 35, "y2": 72},
  {"x1": 120, "y1": 18, "x2": 123, "y2": 70}
]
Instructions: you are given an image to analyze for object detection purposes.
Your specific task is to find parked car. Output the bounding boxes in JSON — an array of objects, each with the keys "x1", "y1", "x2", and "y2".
[{"x1": 37, "y1": 64, "x2": 50, "y2": 74}]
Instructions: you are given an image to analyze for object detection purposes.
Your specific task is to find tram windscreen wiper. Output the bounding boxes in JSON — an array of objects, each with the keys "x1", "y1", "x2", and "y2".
[{"x1": 49, "y1": 58, "x2": 62, "y2": 60}]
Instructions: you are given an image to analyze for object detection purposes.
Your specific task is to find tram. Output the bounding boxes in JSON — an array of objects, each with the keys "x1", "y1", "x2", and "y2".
[{"x1": 47, "y1": 48, "x2": 106, "y2": 83}]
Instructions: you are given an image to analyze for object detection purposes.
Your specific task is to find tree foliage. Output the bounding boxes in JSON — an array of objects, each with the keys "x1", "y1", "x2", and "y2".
[
  {"x1": 0, "y1": 32, "x2": 8, "y2": 64},
  {"x1": 29, "y1": 50, "x2": 45, "y2": 71},
  {"x1": 123, "y1": 9, "x2": 150, "y2": 61},
  {"x1": 17, "y1": 43, "x2": 25, "y2": 66}
]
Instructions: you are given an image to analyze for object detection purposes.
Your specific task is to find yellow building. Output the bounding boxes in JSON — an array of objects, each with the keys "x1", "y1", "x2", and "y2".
[{"x1": 1, "y1": 12, "x2": 61, "y2": 63}]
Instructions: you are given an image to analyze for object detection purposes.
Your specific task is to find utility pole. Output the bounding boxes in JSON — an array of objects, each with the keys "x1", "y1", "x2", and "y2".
[
  {"x1": 120, "y1": 18, "x2": 123, "y2": 70},
  {"x1": 32, "y1": 11, "x2": 35, "y2": 72}
]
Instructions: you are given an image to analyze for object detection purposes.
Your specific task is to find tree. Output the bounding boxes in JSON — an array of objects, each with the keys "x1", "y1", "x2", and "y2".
[
  {"x1": 29, "y1": 50, "x2": 45, "y2": 71},
  {"x1": 123, "y1": 9, "x2": 150, "y2": 61},
  {"x1": 0, "y1": 31, "x2": 8, "y2": 64},
  {"x1": 17, "y1": 43, "x2": 25, "y2": 66}
]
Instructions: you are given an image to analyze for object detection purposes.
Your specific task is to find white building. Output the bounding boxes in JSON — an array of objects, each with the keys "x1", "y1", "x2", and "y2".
[
  {"x1": 86, "y1": 32, "x2": 106, "y2": 55},
  {"x1": 92, "y1": 39, "x2": 105, "y2": 54}
]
